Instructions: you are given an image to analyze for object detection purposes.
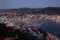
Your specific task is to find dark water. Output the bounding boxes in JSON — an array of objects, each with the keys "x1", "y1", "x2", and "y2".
[{"x1": 40, "y1": 20, "x2": 60, "y2": 37}]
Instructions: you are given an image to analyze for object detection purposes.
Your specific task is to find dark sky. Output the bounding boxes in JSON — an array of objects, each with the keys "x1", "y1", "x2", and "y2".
[{"x1": 0, "y1": 0, "x2": 60, "y2": 9}]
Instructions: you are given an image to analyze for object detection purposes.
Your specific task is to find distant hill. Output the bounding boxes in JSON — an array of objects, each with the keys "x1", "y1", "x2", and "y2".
[{"x1": 0, "y1": 7, "x2": 60, "y2": 15}]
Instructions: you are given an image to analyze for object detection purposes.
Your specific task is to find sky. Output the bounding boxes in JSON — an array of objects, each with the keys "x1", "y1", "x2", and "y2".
[{"x1": 0, "y1": 0, "x2": 60, "y2": 9}]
